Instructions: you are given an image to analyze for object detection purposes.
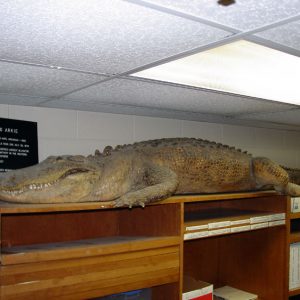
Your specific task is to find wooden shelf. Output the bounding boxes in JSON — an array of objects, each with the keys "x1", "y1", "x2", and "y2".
[
  {"x1": 288, "y1": 196, "x2": 300, "y2": 298},
  {"x1": 184, "y1": 227, "x2": 287, "y2": 299},
  {"x1": 0, "y1": 191, "x2": 278, "y2": 214},
  {"x1": 162, "y1": 190, "x2": 278, "y2": 204},
  {"x1": 290, "y1": 212, "x2": 300, "y2": 220},
  {"x1": 183, "y1": 194, "x2": 288, "y2": 300},
  {"x1": 0, "y1": 192, "x2": 289, "y2": 299},
  {"x1": 2, "y1": 236, "x2": 180, "y2": 265},
  {"x1": 1, "y1": 241, "x2": 180, "y2": 300},
  {"x1": 184, "y1": 208, "x2": 286, "y2": 241},
  {"x1": 289, "y1": 287, "x2": 300, "y2": 297},
  {"x1": 0, "y1": 203, "x2": 181, "y2": 300},
  {"x1": 290, "y1": 232, "x2": 300, "y2": 244}
]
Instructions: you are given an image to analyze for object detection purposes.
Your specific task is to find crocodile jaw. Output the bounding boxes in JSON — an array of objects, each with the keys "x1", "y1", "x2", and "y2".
[
  {"x1": 0, "y1": 170, "x2": 98, "y2": 203},
  {"x1": 0, "y1": 155, "x2": 100, "y2": 203}
]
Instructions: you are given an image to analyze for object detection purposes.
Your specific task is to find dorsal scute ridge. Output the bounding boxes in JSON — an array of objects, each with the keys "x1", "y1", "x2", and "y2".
[{"x1": 98, "y1": 138, "x2": 252, "y2": 157}]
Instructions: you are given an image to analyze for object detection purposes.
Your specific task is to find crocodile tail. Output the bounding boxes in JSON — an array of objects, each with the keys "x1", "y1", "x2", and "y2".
[
  {"x1": 252, "y1": 159, "x2": 300, "y2": 196},
  {"x1": 282, "y1": 166, "x2": 300, "y2": 185},
  {"x1": 286, "y1": 183, "x2": 300, "y2": 197},
  {"x1": 253, "y1": 157, "x2": 289, "y2": 188}
]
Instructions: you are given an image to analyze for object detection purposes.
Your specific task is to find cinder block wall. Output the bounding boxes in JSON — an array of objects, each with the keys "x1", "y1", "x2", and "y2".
[{"x1": 1, "y1": 104, "x2": 299, "y2": 168}]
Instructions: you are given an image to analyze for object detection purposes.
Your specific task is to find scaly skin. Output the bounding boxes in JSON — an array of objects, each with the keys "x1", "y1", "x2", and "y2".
[
  {"x1": 0, "y1": 138, "x2": 299, "y2": 207},
  {"x1": 283, "y1": 166, "x2": 300, "y2": 185}
]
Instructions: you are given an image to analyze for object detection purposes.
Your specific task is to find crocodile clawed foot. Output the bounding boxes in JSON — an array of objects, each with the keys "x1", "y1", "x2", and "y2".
[
  {"x1": 113, "y1": 197, "x2": 134, "y2": 208},
  {"x1": 114, "y1": 196, "x2": 146, "y2": 208},
  {"x1": 113, "y1": 198, "x2": 126, "y2": 208}
]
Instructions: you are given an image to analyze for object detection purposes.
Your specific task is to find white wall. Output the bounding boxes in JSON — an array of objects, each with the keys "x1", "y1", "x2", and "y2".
[{"x1": 1, "y1": 103, "x2": 300, "y2": 168}]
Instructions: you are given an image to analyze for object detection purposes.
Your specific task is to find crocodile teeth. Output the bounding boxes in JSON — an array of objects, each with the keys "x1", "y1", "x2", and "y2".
[
  {"x1": 1, "y1": 173, "x2": 67, "y2": 195},
  {"x1": 2, "y1": 181, "x2": 56, "y2": 194},
  {"x1": 2, "y1": 189, "x2": 24, "y2": 195},
  {"x1": 29, "y1": 183, "x2": 52, "y2": 190}
]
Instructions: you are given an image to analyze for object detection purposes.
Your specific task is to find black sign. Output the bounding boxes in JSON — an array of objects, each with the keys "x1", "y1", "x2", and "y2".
[{"x1": 0, "y1": 118, "x2": 38, "y2": 172}]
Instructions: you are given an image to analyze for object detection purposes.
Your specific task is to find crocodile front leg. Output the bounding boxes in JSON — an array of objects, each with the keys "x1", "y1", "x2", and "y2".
[{"x1": 114, "y1": 164, "x2": 178, "y2": 208}]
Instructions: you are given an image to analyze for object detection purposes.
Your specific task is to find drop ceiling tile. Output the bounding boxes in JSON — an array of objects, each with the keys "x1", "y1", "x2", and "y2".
[
  {"x1": 40, "y1": 98, "x2": 161, "y2": 117},
  {"x1": 0, "y1": 93, "x2": 50, "y2": 106},
  {"x1": 40, "y1": 98, "x2": 229, "y2": 124},
  {"x1": 237, "y1": 109, "x2": 300, "y2": 126},
  {"x1": 145, "y1": 0, "x2": 300, "y2": 30},
  {"x1": 0, "y1": 61, "x2": 104, "y2": 98},
  {"x1": 63, "y1": 78, "x2": 295, "y2": 115},
  {"x1": 0, "y1": 0, "x2": 229, "y2": 75},
  {"x1": 256, "y1": 21, "x2": 300, "y2": 51}
]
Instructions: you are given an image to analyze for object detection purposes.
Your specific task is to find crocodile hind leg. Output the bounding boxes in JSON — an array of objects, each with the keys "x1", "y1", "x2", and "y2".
[
  {"x1": 253, "y1": 157, "x2": 300, "y2": 196},
  {"x1": 114, "y1": 165, "x2": 178, "y2": 208}
]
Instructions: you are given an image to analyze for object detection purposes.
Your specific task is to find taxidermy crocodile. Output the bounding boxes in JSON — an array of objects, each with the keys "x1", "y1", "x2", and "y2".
[
  {"x1": 283, "y1": 167, "x2": 300, "y2": 186},
  {"x1": 0, "y1": 138, "x2": 299, "y2": 207}
]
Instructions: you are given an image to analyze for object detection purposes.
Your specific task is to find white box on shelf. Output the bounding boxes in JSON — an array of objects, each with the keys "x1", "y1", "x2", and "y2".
[
  {"x1": 214, "y1": 286, "x2": 257, "y2": 300},
  {"x1": 183, "y1": 276, "x2": 213, "y2": 300}
]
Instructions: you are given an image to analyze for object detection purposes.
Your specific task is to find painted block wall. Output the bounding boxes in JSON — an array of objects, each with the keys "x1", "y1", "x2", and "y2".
[{"x1": 1, "y1": 103, "x2": 300, "y2": 168}]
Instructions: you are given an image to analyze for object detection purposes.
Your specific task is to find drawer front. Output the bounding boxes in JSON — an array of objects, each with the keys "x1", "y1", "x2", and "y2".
[{"x1": 1, "y1": 245, "x2": 180, "y2": 300}]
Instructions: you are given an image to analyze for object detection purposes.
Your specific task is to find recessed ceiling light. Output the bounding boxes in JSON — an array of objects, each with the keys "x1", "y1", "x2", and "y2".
[{"x1": 132, "y1": 40, "x2": 300, "y2": 105}]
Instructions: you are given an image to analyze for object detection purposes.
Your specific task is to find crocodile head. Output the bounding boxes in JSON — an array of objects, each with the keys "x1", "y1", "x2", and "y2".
[{"x1": 0, "y1": 155, "x2": 103, "y2": 203}]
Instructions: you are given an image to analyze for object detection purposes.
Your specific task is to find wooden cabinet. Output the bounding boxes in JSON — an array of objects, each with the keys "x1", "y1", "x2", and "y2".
[
  {"x1": 0, "y1": 203, "x2": 181, "y2": 300},
  {"x1": 0, "y1": 191, "x2": 289, "y2": 299},
  {"x1": 183, "y1": 194, "x2": 288, "y2": 300},
  {"x1": 288, "y1": 197, "x2": 300, "y2": 298}
]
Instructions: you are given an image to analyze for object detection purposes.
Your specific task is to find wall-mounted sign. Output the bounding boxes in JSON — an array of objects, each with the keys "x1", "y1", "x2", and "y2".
[{"x1": 0, "y1": 118, "x2": 38, "y2": 172}]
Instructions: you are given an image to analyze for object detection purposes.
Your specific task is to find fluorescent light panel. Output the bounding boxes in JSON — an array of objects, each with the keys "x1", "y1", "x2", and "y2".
[{"x1": 132, "y1": 40, "x2": 300, "y2": 105}]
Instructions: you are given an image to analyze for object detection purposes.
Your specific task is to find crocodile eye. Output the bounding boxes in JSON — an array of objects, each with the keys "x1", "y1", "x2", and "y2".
[
  {"x1": 64, "y1": 168, "x2": 89, "y2": 177},
  {"x1": 69, "y1": 155, "x2": 85, "y2": 162},
  {"x1": 56, "y1": 156, "x2": 63, "y2": 161}
]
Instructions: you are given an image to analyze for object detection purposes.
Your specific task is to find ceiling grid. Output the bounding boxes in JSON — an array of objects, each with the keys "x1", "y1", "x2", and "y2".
[{"x1": 0, "y1": 0, "x2": 299, "y2": 130}]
